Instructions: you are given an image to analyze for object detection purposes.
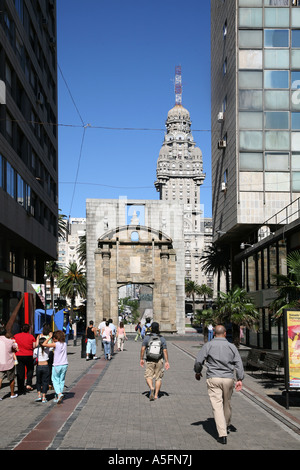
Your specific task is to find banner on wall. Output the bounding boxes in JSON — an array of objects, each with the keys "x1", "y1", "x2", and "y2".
[
  {"x1": 31, "y1": 284, "x2": 45, "y2": 307},
  {"x1": 284, "y1": 309, "x2": 300, "y2": 390}
]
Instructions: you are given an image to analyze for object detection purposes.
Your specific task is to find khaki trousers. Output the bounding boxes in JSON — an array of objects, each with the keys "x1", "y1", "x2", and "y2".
[{"x1": 206, "y1": 377, "x2": 234, "y2": 437}]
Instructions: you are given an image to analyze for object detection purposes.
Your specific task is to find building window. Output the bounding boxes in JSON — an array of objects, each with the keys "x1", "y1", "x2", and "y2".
[
  {"x1": 240, "y1": 152, "x2": 263, "y2": 170},
  {"x1": 17, "y1": 174, "x2": 24, "y2": 206},
  {"x1": 239, "y1": 71, "x2": 262, "y2": 88},
  {"x1": 223, "y1": 20, "x2": 227, "y2": 39},
  {"x1": 239, "y1": 111, "x2": 263, "y2": 129},
  {"x1": 265, "y1": 152, "x2": 289, "y2": 171},
  {"x1": 0, "y1": 155, "x2": 2, "y2": 188},
  {"x1": 264, "y1": 29, "x2": 289, "y2": 48},
  {"x1": 264, "y1": 8, "x2": 289, "y2": 27},
  {"x1": 264, "y1": 90, "x2": 289, "y2": 110},
  {"x1": 292, "y1": 113, "x2": 300, "y2": 129},
  {"x1": 6, "y1": 162, "x2": 15, "y2": 198},
  {"x1": 9, "y1": 251, "x2": 16, "y2": 274},
  {"x1": 292, "y1": 171, "x2": 300, "y2": 191},
  {"x1": 265, "y1": 130, "x2": 289, "y2": 149},
  {"x1": 239, "y1": 90, "x2": 263, "y2": 110},
  {"x1": 264, "y1": 70, "x2": 289, "y2": 88},
  {"x1": 264, "y1": 111, "x2": 289, "y2": 129},
  {"x1": 239, "y1": 8, "x2": 263, "y2": 28},
  {"x1": 292, "y1": 29, "x2": 300, "y2": 47},
  {"x1": 292, "y1": 132, "x2": 300, "y2": 150},
  {"x1": 14, "y1": 0, "x2": 24, "y2": 22},
  {"x1": 265, "y1": 172, "x2": 290, "y2": 191},
  {"x1": 240, "y1": 130, "x2": 263, "y2": 150},
  {"x1": 6, "y1": 113, "x2": 13, "y2": 144},
  {"x1": 223, "y1": 58, "x2": 227, "y2": 75},
  {"x1": 239, "y1": 30, "x2": 262, "y2": 48},
  {"x1": 264, "y1": 49, "x2": 289, "y2": 69}
]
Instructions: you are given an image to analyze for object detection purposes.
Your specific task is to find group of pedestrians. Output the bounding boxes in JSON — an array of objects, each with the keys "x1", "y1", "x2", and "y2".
[
  {"x1": 0, "y1": 323, "x2": 68, "y2": 405},
  {"x1": 1, "y1": 312, "x2": 245, "y2": 446},
  {"x1": 85, "y1": 318, "x2": 128, "y2": 361}
]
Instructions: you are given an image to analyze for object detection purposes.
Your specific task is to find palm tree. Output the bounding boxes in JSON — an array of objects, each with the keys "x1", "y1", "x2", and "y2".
[
  {"x1": 217, "y1": 286, "x2": 259, "y2": 347},
  {"x1": 76, "y1": 233, "x2": 86, "y2": 267},
  {"x1": 45, "y1": 261, "x2": 62, "y2": 308},
  {"x1": 58, "y1": 262, "x2": 87, "y2": 319},
  {"x1": 197, "y1": 284, "x2": 213, "y2": 310},
  {"x1": 58, "y1": 210, "x2": 68, "y2": 239},
  {"x1": 185, "y1": 279, "x2": 200, "y2": 316},
  {"x1": 200, "y1": 243, "x2": 230, "y2": 295},
  {"x1": 269, "y1": 250, "x2": 300, "y2": 321}
]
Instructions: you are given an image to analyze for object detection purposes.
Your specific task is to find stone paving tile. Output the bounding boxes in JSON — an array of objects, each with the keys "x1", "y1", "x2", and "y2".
[
  {"x1": 52, "y1": 338, "x2": 300, "y2": 451},
  {"x1": 1, "y1": 335, "x2": 300, "y2": 452}
]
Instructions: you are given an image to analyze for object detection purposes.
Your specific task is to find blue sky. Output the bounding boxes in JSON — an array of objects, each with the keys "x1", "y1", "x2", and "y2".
[{"x1": 56, "y1": 0, "x2": 212, "y2": 220}]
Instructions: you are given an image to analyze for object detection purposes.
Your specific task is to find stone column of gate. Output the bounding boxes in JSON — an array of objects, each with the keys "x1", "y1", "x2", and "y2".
[
  {"x1": 101, "y1": 245, "x2": 111, "y2": 320},
  {"x1": 160, "y1": 246, "x2": 170, "y2": 327}
]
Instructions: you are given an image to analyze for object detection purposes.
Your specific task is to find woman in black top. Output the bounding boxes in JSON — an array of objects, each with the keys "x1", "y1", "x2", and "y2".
[{"x1": 85, "y1": 321, "x2": 97, "y2": 360}]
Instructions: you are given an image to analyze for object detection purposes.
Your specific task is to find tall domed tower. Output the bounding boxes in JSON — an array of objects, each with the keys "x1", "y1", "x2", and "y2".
[
  {"x1": 155, "y1": 67, "x2": 213, "y2": 288},
  {"x1": 154, "y1": 103, "x2": 205, "y2": 203}
]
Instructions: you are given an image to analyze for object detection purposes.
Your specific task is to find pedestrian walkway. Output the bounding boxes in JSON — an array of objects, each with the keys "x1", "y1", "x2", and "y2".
[{"x1": 1, "y1": 335, "x2": 300, "y2": 451}]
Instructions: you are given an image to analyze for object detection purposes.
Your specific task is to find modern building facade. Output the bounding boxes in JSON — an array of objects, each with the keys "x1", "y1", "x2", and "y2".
[
  {"x1": 211, "y1": 0, "x2": 300, "y2": 348},
  {"x1": 0, "y1": 0, "x2": 58, "y2": 327}
]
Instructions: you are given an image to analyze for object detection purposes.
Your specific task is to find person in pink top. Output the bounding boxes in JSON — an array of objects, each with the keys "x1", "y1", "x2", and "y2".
[
  {"x1": 116, "y1": 322, "x2": 127, "y2": 351},
  {"x1": 42, "y1": 330, "x2": 68, "y2": 404},
  {"x1": 101, "y1": 321, "x2": 112, "y2": 360},
  {"x1": 0, "y1": 326, "x2": 19, "y2": 399}
]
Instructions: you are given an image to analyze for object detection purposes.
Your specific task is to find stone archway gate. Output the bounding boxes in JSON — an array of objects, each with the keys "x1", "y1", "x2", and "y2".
[{"x1": 94, "y1": 225, "x2": 177, "y2": 333}]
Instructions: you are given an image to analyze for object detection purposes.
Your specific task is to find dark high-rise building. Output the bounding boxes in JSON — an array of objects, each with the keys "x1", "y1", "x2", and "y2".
[{"x1": 0, "y1": 0, "x2": 58, "y2": 325}]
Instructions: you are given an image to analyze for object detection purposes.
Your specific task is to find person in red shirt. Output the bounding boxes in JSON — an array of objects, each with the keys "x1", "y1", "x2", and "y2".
[{"x1": 14, "y1": 324, "x2": 37, "y2": 395}]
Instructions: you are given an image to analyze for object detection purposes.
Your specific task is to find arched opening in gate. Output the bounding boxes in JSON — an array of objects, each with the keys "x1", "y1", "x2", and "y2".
[{"x1": 118, "y1": 283, "x2": 153, "y2": 324}]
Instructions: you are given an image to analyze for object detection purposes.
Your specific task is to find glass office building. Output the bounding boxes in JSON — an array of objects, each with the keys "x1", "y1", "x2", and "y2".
[{"x1": 211, "y1": 0, "x2": 300, "y2": 348}]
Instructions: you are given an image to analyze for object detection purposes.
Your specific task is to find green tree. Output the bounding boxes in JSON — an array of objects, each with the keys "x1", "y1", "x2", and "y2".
[
  {"x1": 200, "y1": 243, "x2": 230, "y2": 295},
  {"x1": 58, "y1": 262, "x2": 87, "y2": 319},
  {"x1": 217, "y1": 286, "x2": 259, "y2": 347},
  {"x1": 269, "y1": 250, "x2": 300, "y2": 321}
]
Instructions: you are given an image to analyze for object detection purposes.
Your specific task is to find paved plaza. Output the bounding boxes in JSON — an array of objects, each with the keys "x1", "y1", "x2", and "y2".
[{"x1": 0, "y1": 333, "x2": 300, "y2": 454}]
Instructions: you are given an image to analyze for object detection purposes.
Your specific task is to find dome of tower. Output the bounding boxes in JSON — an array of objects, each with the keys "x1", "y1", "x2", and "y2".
[{"x1": 167, "y1": 104, "x2": 190, "y2": 121}]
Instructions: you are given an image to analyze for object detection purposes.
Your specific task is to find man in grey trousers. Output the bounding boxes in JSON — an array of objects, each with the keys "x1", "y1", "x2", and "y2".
[{"x1": 194, "y1": 324, "x2": 244, "y2": 445}]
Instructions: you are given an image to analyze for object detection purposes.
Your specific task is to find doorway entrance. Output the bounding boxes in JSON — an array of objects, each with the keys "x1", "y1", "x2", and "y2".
[{"x1": 118, "y1": 283, "x2": 153, "y2": 324}]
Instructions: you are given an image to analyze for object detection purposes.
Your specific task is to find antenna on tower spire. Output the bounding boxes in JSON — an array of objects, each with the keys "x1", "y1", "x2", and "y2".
[{"x1": 175, "y1": 65, "x2": 182, "y2": 106}]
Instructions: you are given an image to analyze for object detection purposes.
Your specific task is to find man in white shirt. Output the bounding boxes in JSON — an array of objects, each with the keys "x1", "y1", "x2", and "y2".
[
  {"x1": 108, "y1": 319, "x2": 117, "y2": 355},
  {"x1": 97, "y1": 318, "x2": 106, "y2": 351}
]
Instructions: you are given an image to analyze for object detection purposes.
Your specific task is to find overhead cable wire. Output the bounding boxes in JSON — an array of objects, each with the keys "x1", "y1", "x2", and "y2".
[
  {"x1": 68, "y1": 126, "x2": 87, "y2": 218},
  {"x1": 58, "y1": 63, "x2": 88, "y2": 217},
  {"x1": 58, "y1": 63, "x2": 85, "y2": 127}
]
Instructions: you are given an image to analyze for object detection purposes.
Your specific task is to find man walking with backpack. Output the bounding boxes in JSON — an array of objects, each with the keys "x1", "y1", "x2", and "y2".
[{"x1": 140, "y1": 322, "x2": 169, "y2": 401}]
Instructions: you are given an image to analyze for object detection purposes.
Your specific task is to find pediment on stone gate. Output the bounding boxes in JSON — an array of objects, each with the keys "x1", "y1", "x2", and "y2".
[{"x1": 97, "y1": 225, "x2": 173, "y2": 245}]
